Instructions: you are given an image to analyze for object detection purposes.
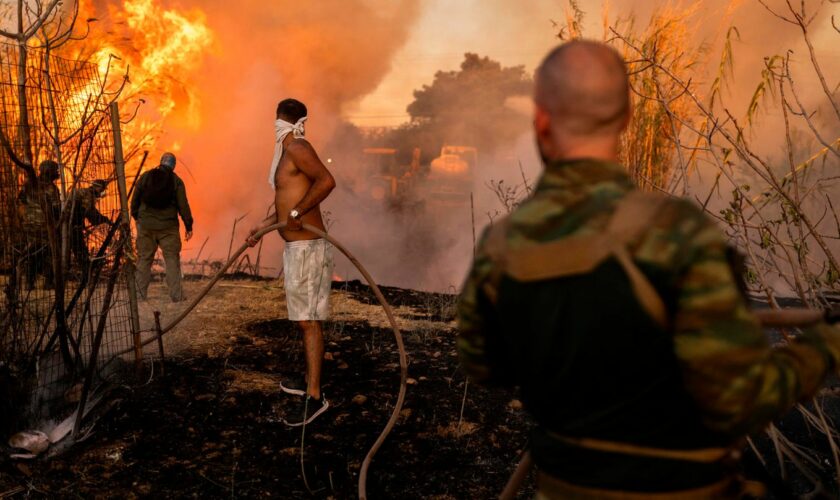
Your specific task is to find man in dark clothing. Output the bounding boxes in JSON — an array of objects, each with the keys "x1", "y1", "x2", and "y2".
[
  {"x1": 131, "y1": 152, "x2": 193, "y2": 302},
  {"x1": 68, "y1": 179, "x2": 111, "y2": 278},
  {"x1": 17, "y1": 160, "x2": 61, "y2": 288},
  {"x1": 458, "y1": 41, "x2": 840, "y2": 498}
]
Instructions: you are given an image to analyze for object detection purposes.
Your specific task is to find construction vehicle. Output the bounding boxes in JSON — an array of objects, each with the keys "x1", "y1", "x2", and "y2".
[
  {"x1": 425, "y1": 145, "x2": 477, "y2": 206},
  {"x1": 352, "y1": 147, "x2": 422, "y2": 209},
  {"x1": 347, "y1": 145, "x2": 477, "y2": 211}
]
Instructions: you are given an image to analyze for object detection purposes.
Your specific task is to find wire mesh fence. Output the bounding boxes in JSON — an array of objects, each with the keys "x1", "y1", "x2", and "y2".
[{"x1": 0, "y1": 42, "x2": 138, "y2": 431}]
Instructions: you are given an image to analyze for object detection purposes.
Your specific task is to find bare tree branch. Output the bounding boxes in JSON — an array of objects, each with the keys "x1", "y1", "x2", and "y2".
[
  {"x1": 782, "y1": 52, "x2": 840, "y2": 159},
  {"x1": 611, "y1": 24, "x2": 840, "y2": 280},
  {"x1": 783, "y1": 0, "x2": 840, "y2": 123},
  {"x1": 757, "y1": 0, "x2": 798, "y2": 25},
  {"x1": 23, "y1": 0, "x2": 61, "y2": 40},
  {"x1": 0, "y1": 26, "x2": 19, "y2": 39}
]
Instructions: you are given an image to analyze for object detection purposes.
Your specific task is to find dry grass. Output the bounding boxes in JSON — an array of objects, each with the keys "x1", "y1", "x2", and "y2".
[
  {"x1": 135, "y1": 280, "x2": 287, "y2": 358},
  {"x1": 135, "y1": 279, "x2": 454, "y2": 361},
  {"x1": 436, "y1": 421, "x2": 479, "y2": 439},
  {"x1": 614, "y1": 4, "x2": 703, "y2": 193},
  {"x1": 223, "y1": 369, "x2": 282, "y2": 394}
]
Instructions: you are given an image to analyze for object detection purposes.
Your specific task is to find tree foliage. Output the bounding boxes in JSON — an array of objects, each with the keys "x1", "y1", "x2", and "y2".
[{"x1": 386, "y1": 53, "x2": 532, "y2": 163}]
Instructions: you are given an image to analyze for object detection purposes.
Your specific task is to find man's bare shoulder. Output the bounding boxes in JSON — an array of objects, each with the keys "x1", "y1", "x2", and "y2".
[
  {"x1": 286, "y1": 138, "x2": 333, "y2": 180},
  {"x1": 285, "y1": 137, "x2": 317, "y2": 159}
]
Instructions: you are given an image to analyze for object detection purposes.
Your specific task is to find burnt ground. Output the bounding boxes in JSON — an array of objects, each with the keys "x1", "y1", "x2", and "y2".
[
  {"x1": 0, "y1": 281, "x2": 534, "y2": 499},
  {"x1": 1, "y1": 280, "x2": 840, "y2": 498}
]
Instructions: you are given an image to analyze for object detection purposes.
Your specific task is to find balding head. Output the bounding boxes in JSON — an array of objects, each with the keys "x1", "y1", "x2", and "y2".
[{"x1": 536, "y1": 40, "x2": 630, "y2": 137}]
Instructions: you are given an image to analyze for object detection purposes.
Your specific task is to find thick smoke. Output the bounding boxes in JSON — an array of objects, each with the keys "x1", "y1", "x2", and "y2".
[
  {"x1": 74, "y1": 0, "x2": 838, "y2": 293},
  {"x1": 170, "y1": 0, "x2": 423, "y2": 276},
  {"x1": 423, "y1": 0, "x2": 840, "y2": 293},
  {"x1": 80, "y1": 0, "x2": 423, "y2": 282},
  {"x1": 321, "y1": 54, "x2": 535, "y2": 291}
]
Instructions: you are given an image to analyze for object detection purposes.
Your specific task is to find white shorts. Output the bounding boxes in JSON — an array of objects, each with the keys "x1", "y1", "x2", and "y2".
[{"x1": 283, "y1": 238, "x2": 334, "y2": 321}]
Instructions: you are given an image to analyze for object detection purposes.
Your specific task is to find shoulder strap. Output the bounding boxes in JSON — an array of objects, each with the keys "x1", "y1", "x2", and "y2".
[
  {"x1": 612, "y1": 246, "x2": 668, "y2": 328},
  {"x1": 607, "y1": 191, "x2": 669, "y2": 328},
  {"x1": 504, "y1": 234, "x2": 611, "y2": 280},
  {"x1": 497, "y1": 190, "x2": 670, "y2": 328},
  {"x1": 482, "y1": 217, "x2": 511, "y2": 304},
  {"x1": 606, "y1": 190, "x2": 667, "y2": 243}
]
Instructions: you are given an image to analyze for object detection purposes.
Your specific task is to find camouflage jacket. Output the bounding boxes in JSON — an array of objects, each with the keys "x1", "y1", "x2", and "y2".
[
  {"x1": 458, "y1": 158, "x2": 840, "y2": 441},
  {"x1": 69, "y1": 187, "x2": 110, "y2": 228},
  {"x1": 17, "y1": 179, "x2": 60, "y2": 237}
]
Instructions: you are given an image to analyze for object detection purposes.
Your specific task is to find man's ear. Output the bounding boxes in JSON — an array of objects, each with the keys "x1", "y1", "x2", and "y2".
[
  {"x1": 534, "y1": 105, "x2": 552, "y2": 142},
  {"x1": 534, "y1": 104, "x2": 554, "y2": 155}
]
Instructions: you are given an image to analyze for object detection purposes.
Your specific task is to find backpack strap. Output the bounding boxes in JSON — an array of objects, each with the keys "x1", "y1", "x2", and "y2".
[
  {"x1": 606, "y1": 191, "x2": 669, "y2": 328},
  {"x1": 482, "y1": 216, "x2": 511, "y2": 304},
  {"x1": 488, "y1": 190, "x2": 670, "y2": 328}
]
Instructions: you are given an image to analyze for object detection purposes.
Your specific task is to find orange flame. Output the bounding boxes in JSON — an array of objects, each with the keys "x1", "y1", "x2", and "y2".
[{"x1": 77, "y1": 0, "x2": 213, "y2": 152}]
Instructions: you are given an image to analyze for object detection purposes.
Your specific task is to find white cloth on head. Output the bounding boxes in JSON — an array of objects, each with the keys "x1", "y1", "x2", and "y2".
[{"x1": 268, "y1": 116, "x2": 307, "y2": 189}]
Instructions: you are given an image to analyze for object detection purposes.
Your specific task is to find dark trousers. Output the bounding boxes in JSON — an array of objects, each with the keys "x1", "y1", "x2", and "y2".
[
  {"x1": 21, "y1": 240, "x2": 53, "y2": 289},
  {"x1": 135, "y1": 224, "x2": 183, "y2": 301},
  {"x1": 70, "y1": 228, "x2": 92, "y2": 278}
]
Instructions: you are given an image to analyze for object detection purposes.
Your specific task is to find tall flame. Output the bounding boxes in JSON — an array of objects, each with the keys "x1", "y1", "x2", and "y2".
[
  {"x1": 58, "y1": 0, "x2": 423, "y2": 286},
  {"x1": 79, "y1": 0, "x2": 213, "y2": 152}
]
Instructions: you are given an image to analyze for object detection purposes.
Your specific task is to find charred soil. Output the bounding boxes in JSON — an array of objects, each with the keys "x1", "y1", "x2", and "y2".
[
  {"x1": 1, "y1": 280, "x2": 839, "y2": 498},
  {"x1": 0, "y1": 281, "x2": 533, "y2": 498}
]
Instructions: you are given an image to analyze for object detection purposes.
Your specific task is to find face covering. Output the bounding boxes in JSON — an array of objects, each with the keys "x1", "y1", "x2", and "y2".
[{"x1": 268, "y1": 116, "x2": 307, "y2": 189}]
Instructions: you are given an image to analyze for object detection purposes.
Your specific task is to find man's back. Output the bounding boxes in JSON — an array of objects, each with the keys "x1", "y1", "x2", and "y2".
[
  {"x1": 131, "y1": 168, "x2": 192, "y2": 231},
  {"x1": 459, "y1": 40, "x2": 840, "y2": 498},
  {"x1": 461, "y1": 158, "x2": 731, "y2": 488},
  {"x1": 459, "y1": 157, "x2": 840, "y2": 494},
  {"x1": 132, "y1": 154, "x2": 192, "y2": 303}
]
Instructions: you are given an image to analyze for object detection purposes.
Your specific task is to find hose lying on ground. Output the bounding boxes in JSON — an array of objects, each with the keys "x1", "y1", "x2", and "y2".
[{"x1": 109, "y1": 222, "x2": 406, "y2": 500}]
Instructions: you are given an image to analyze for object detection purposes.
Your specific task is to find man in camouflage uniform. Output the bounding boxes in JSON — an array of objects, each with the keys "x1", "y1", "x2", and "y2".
[
  {"x1": 458, "y1": 40, "x2": 840, "y2": 498},
  {"x1": 131, "y1": 152, "x2": 193, "y2": 302},
  {"x1": 68, "y1": 179, "x2": 111, "y2": 278},
  {"x1": 17, "y1": 160, "x2": 61, "y2": 288}
]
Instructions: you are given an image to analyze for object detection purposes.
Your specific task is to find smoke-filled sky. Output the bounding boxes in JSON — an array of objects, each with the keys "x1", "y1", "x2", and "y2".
[
  {"x1": 33, "y1": 0, "x2": 840, "y2": 290},
  {"x1": 347, "y1": 0, "x2": 562, "y2": 127},
  {"x1": 354, "y1": 0, "x2": 840, "y2": 127}
]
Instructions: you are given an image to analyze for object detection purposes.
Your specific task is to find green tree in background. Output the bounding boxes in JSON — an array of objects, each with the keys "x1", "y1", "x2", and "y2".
[{"x1": 386, "y1": 53, "x2": 533, "y2": 163}]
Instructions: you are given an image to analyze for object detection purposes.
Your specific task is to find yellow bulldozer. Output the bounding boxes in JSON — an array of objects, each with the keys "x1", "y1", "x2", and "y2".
[
  {"x1": 352, "y1": 145, "x2": 477, "y2": 211},
  {"x1": 352, "y1": 147, "x2": 421, "y2": 208}
]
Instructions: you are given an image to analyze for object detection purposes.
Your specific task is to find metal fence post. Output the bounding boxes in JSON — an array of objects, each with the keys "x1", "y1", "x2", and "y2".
[{"x1": 109, "y1": 102, "x2": 143, "y2": 372}]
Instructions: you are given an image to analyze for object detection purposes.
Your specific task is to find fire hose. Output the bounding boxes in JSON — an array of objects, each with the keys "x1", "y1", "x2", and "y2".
[{"x1": 110, "y1": 222, "x2": 405, "y2": 500}]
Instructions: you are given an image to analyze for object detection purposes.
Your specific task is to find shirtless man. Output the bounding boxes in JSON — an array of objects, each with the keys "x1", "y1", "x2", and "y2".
[{"x1": 247, "y1": 98, "x2": 336, "y2": 426}]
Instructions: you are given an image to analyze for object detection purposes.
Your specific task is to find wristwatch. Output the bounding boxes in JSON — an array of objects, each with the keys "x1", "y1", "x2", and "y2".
[{"x1": 289, "y1": 209, "x2": 301, "y2": 220}]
